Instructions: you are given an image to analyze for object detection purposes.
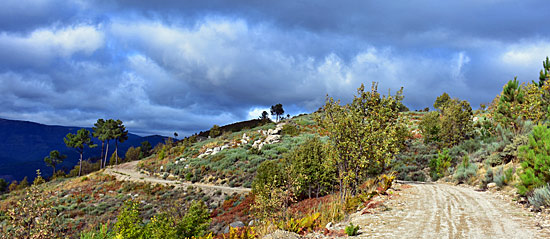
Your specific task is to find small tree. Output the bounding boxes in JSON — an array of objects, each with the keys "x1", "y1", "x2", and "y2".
[
  {"x1": 418, "y1": 111, "x2": 441, "y2": 144},
  {"x1": 33, "y1": 169, "x2": 45, "y2": 186},
  {"x1": 317, "y1": 82, "x2": 405, "y2": 200},
  {"x1": 209, "y1": 125, "x2": 221, "y2": 138},
  {"x1": 494, "y1": 77, "x2": 524, "y2": 133},
  {"x1": 270, "y1": 104, "x2": 285, "y2": 122},
  {"x1": 44, "y1": 150, "x2": 67, "y2": 175},
  {"x1": 8, "y1": 180, "x2": 18, "y2": 192},
  {"x1": 173, "y1": 132, "x2": 178, "y2": 140},
  {"x1": 64, "y1": 128, "x2": 97, "y2": 176},
  {"x1": 260, "y1": 111, "x2": 269, "y2": 121},
  {"x1": 177, "y1": 201, "x2": 211, "y2": 238},
  {"x1": 16, "y1": 177, "x2": 29, "y2": 190},
  {"x1": 141, "y1": 141, "x2": 152, "y2": 157},
  {"x1": 125, "y1": 146, "x2": 142, "y2": 162},
  {"x1": 517, "y1": 124, "x2": 550, "y2": 195}
]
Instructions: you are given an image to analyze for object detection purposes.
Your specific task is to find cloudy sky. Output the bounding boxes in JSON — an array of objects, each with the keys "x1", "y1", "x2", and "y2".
[{"x1": 1, "y1": 0, "x2": 549, "y2": 136}]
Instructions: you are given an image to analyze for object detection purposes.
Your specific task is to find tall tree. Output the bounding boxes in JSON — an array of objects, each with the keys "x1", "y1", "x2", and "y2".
[
  {"x1": 44, "y1": 150, "x2": 67, "y2": 176},
  {"x1": 113, "y1": 119, "x2": 128, "y2": 165},
  {"x1": 92, "y1": 119, "x2": 107, "y2": 168},
  {"x1": 102, "y1": 119, "x2": 118, "y2": 167},
  {"x1": 64, "y1": 128, "x2": 97, "y2": 176},
  {"x1": 270, "y1": 104, "x2": 285, "y2": 122}
]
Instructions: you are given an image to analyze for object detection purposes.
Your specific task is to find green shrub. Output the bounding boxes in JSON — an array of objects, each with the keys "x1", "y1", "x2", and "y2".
[
  {"x1": 281, "y1": 124, "x2": 300, "y2": 136},
  {"x1": 528, "y1": 184, "x2": 550, "y2": 208},
  {"x1": 114, "y1": 200, "x2": 144, "y2": 239},
  {"x1": 517, "y1": 124, "x2": 550, "y2": 196},
  {"x1": 429, "y1": 149, "x2": 452, "y2": 181},
  {"x1": 177, "y1": 201, "x2": 211, "y2": 238},
  {"x1": 345, "y1": 223, "x2": 360, "y2": 236},
  {"x1": 453, "y1": 156, "x2": 477, "y2": 183}
]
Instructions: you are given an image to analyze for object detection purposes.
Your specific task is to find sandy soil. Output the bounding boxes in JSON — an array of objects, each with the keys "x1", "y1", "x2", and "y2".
[
  {"x1": 103, "y1": 160, "x2": 251, "y2": 195},
  {"x1": 311, "y1": 182, "x2": 550, "y2": 239}
]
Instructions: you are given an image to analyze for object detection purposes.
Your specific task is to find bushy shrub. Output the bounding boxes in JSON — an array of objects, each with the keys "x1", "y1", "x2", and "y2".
[
  {"x1": 453, "y1": 156, "x2": 477, "y2": 184},
  {"x1": 528, "y1": 184, "x2": 550, "y2": 208},
  {"x1": 429, "y1": 149, "x2": 452, "y2": 181},
  {"x1": 177, "y1": 201, "x2": 212, "y2": 238},
  {"x1": 281, "y1": 124, "x2": 300, "y2": 136}
]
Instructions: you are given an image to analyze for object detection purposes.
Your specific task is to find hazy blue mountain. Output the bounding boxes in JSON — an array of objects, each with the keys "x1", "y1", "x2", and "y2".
[{"x1": 0, "y1": 118, "x2": 166, "y2": 182}]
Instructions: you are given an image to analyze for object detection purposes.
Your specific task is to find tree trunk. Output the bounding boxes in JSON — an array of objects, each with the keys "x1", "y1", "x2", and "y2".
[
  {"x1": 104, "y1": 142, "x2": 109, "y2": 168},
  {"x1": 115, "y1": 140, "x2": 119, "y2": 165},
  {"x1": 78, "y1": 152, "x2": 83, "y2": 177},
  {"x1": 100, "y1": 141, "x2": 105, "y2": 168},
  {"x1": 52, "y1": 165, "x2": 56, "y2": 176}
]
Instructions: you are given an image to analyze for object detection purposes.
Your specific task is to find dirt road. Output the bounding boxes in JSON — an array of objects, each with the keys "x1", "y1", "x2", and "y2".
[
  {"x1": 342, "y1": 182, "x2": 549, "y2": 238},
  {"x1": 103, "y1": 160, "x2": 251, "y2": 195}
]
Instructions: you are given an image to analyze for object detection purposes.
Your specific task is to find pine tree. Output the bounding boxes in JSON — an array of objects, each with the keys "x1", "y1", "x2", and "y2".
[
  {"x1": 517, "y1": 124, "x2": 550, "y2": 195},
  {"x1": 44, "y1": 150, "x2": 67, "y2": 175},
  {"x1": 494, "y1": 77, "x2": 524, "y2": 133},
  {"x1": 64, "y1": 128, "x2": 97, "y2": 176}
]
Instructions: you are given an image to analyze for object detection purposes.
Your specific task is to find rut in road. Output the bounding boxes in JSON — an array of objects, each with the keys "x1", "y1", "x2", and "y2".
[
  {"x1": 346, "y1": 182, "x2": 548, "y2": 239},
  {"x1": 103, "y1": 160, "x2": 251, "y2": 195}
]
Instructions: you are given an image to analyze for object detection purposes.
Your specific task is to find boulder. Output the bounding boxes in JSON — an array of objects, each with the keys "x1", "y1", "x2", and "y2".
[
  {"x1": 487, "y1": 182, "x2": 497, "y2": 189},
  {"x1": 224, "y1": 221, "x2": 245, "y2": 233}
]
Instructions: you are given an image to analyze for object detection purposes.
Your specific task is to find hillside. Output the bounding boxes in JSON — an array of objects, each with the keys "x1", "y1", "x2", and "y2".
[{"x1": 0, "y1": 118, "x2": 166, "y2": 182}]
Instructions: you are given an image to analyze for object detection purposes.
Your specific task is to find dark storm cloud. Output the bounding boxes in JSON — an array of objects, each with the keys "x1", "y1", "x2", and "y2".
[{"x1": 0, "y1": 0, "x2": 549, "y2": 136}]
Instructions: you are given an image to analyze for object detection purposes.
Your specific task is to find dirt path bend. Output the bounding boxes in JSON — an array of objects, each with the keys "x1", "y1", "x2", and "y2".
[
  {"x1": 103, "y1": 160, "x2": 251, "y2": 195},
  {"x1": 342, "y1": 182, "x2": 549, "y2": 239}
]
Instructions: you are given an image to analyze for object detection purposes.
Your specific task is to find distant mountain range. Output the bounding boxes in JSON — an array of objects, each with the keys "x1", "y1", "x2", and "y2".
[{"x1": 0, "y1": 118, "x2": 167, "y2": 182}]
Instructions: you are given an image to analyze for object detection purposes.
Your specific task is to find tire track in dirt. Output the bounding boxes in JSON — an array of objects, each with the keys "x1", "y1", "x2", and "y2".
[{"x1": 343, "y1": 182, "x2": 548, "y2": 238}]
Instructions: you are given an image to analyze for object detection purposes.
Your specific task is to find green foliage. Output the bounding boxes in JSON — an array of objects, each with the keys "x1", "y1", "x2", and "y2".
[
  {"x1": 114, "y1": 200, "x2": 144, "y2": 239},
  {"x1": 536, "y1": 56, "x2": 550, "y2": 87},
  {"x1": 453, "y1": 156, "x2": 477, "y2": 183},
  {"x1": 438, "y1": 98, "x2": 474, "y2": 147},
  {"x1": 64, "y1": 128, "x2": 97, "y2": 176},
  {"x1": 285, "y1": 137, "x2": 336, "y2": 199},
  {"x1": 177, "y1": 201, "x2": 211, "y2": 238},
  {"x1": 277, "y1": 213, "x2": 320, "y2": 234},
  {"x1": 418, "y1": 111, "x2": 440, "y2": 144},
  {"x1": 517, "y1": 124, "x2": 550, "y2": 195},
  {"x1": 494, "y1": 77, "x2": 525, "y2": 132},
  {"x1": 270, "y1": 103, "x2": 285, "y2": 122},
  {"x1": 125, "y1": 146, "x2": 142, "y2": 162},
  {"x1": 223, "y1": 227, "x2": 255, "y2": 239},
  {"x1": 345, "y1": 223, "x2": 360, "y2": 236},
  {"x1": 528, "y1": 184, "x2": 550, "y2": 209},
  {"x1": 209, "y1": 125, "x2": 222, "y2": 138},
  {"x1": 33, "y1": 169, "x2": 45, "y2": 186},
  {"x1": 16, "y1": 176, "x2": 29, "y2": 190},
  {"x1": 433, "y1": 92, "x2": 451, "y2": 110},
  {"x1": 317, "y1": 82, "x2": 405, "y2": 199},
  {"x1": 80, "y1": 223, "x2": 114, "y2": 239},
  {"x1": 44, "y1": 150, "x2": 67, "y2": 175},
  {"x1": 3, "y1": 186, "x2": 62, "y2": 237},
  {"x1": 429, "y1": 149, "x2": 452, "y2": 181},
  {"x1": 141, "y1": 141, "x2": 152, "y2": 157},
  {"x1": 281, "y1": 124, "x2": 300, "y2": 136}
]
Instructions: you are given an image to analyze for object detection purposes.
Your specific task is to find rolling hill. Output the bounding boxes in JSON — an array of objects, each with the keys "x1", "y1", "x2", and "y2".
[{"x1": 0, "y1": 118, "x2": 166, "y2": 182}]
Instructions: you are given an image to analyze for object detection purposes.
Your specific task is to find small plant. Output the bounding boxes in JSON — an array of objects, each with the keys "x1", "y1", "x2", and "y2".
[
  {"x1": 528, "y1": 184, "x2": 550, "y2": 208},
  {"x1": 277, "y1": 212, "x2": 320, "y2": 234},
  {"x1": 345, "y1": 223, "x2": 360, "y2": 236},
  {"x1": 429, "y1": 149, "x2": 452, "y2": 181},
  {"x1": 453, "y1": 156, "x2": 477, "y2": 184},
  {"x1": 223, "y1": 227, "x2": 256, "y2": 239}
]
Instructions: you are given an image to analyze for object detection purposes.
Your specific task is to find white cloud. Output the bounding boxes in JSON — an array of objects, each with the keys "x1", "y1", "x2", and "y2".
[{"x1": 0, "y1": 25, "x2": 104, "y2": 65}]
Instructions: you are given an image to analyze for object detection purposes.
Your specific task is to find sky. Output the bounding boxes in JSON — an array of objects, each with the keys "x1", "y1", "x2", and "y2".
[{"x1": 1, "y1": 0, "x2": 549, "y2": 136}]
